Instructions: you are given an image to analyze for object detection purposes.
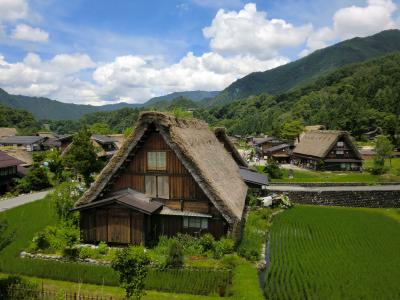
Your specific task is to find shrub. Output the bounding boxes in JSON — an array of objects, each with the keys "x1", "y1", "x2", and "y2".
[
  {"x1": 200, "y1": 233, "x2": 215, "y2": 253},
  {"x1": 30, "y1": 231, "x2": 50, "y2": 251},
  {"x1": 112, "y1": 246, "x2": 150, "y2": 300},
  {"x1": 214, "y1": 238, "x2": 235, "y2": 259},
  {"x1": 238, "y1": 209, "x2": 272, "y2": 261},
  {"x1": 50, "y1": 182, "x2": 82, "y2": 223},
  {"x1": 220, "y1": 255, "x2": 239, "y2": 269},
  {"x1": 97, "y1": 241, "x2": 109, "y2": 255},
  {"x1": 263, "y1": 161, "x2": 283, "y2": 179},
  {"x1": 16, "y1": 163, "x2": 52, "y2": 193},
  {"x1": 0, "y1": 275, "x2": 38, "y2": 300},
  {"x1": 165, "y1": 241, "x2": 184, "y2": 268},
  {"x1": 62, "y1": 246, "x2": 79, "y2": 259}
]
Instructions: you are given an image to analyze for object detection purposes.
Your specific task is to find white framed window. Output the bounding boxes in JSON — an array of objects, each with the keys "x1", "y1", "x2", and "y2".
[
  {"x1": 183, "y1": 217, "x2": 208, "y2": 229},
  {"x1": 147, "y1": 151, "x2": 167, "y2": 171},
  {"x1": 336, "y1": 150, "x2": 344, "y2": 155},
  {"x1": 337, "y1": 141, "x2": 344, "y2": 147},
  {"x1": 145, "y1": 175, "x2": 169, "y2": 199}
]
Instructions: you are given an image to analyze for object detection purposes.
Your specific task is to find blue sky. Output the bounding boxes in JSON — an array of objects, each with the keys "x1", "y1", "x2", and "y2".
[{"x1": 0, "y1": 0, "x2": 399, "y2": 104}]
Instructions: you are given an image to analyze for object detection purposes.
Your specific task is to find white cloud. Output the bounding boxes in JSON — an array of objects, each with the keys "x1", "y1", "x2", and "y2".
[
  {"x1": 0, "y1": 52, "x2": 96, "y2": 102},
  {"x1": 11, "y1": 24, "x2": 49, "y2": 42},
  {"x1": 0, "y1": 0, "x2": 28, "y2": 21},
  {"x1": 191, "y1": 0, "x2": 244, "y2": 9},
  {"x1": 203, "y1": 3, "x2": 312, "y2": 60},
  {"x1": 92, "y1": 52, "x2": 288, "y2": 103},
  {"x1": 302, "y1": 0, "x2": 399, "y2": 55}
]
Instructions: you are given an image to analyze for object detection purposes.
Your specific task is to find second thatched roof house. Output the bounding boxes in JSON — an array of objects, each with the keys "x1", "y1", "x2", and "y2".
[
  {"x1": 73, "y1": 112, "x2": 248, "y2": 245},
  {"x1": 292, "y1": 130, "x2": 362, "y2": 171}
]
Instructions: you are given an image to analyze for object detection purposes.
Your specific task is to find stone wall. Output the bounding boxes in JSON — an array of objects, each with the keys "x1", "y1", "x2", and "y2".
[{"x1": 273, "y1": 189, "x2": 400, "y2": 208}]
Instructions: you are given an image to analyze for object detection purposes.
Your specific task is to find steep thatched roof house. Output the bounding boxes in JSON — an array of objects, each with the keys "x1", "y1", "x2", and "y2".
[
  {"x1": 214, "y1": 128, "x2": 268, "y2": 189},
  {"x1": 0, "y1": 127, "x2": 17, "y2": 138},
  {"x1": 73, "y1": 112, "x2": 248, "y2": 245},
  {"x1": 292, "y1": 130, "x2": 362, "y2": 171}
]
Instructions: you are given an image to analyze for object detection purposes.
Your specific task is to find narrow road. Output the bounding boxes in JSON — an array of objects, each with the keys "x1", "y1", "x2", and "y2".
[
  {"x1": 268, "y1": 185, "x2": 400, "y2": 192},
  {"x1": 0, "y1": 190, "x2": 51, "y2": 212}
]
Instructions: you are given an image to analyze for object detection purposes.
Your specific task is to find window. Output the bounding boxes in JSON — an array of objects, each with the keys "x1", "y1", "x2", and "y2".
[
  {"x1": 337, "y1": 141, "x2": 344, "y2": 147},
  {"x1": 183, "y1": 217, "x2": 208, "y2": 229},
  {"x1": 336, "y1": 150, "x2": 344, "y2": 155},
  {"x1": 145, "y1": 175, "x2": 169, "y2": 199},
  {"x1": 147, "y1": 151, "x2": 166, "y2": 171}
]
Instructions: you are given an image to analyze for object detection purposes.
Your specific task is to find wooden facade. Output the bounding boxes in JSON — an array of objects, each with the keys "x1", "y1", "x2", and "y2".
[{"x1": 78, "y1": 127, "x2": 228, "y2": 245}]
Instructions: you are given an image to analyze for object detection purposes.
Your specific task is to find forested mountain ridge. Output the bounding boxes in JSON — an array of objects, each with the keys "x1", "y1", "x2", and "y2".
[
  {"x1": 0, "y1": 104, "x2": 41, "y2": 135},
  {"x1": 195, "y1": 52, "x2": 400, "y2": 144},
  {"x1": 0, "y1": 89, "x2": 218, "y2": 120},
  {"x1": 206, "y1": 29, "x2": 400, "y2": 107}
]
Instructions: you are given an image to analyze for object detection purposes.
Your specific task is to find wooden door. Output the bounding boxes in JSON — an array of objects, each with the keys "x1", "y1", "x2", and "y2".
[
  {"x1": 96, "y1": 209, "x2": 108, "y2": 242},
  {"x1": 107, "y1": 208, "x2": 131, "y2": 244},
  {"x1": 131, "y1": 212, "x2": 144, "y2": 244}
]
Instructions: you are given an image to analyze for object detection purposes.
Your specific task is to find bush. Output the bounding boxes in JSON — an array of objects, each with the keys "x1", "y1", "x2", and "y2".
[
  {"x1": 97, "y1": 241, "x2": 109, "y2": 255},
  {"x1": 220, "y1": 255, "x2": 239, "y2": 269},
  {"x1": 50, "y1": 182, "x2": 83, "y2": 223},
  {"x1": 238, "y1": 209, "x2": 272, "y2": 261},
  {"x1": 112, "y1": 246, "x2": 150, "y2": 300},
  {"x1": 165, "y1": 241, "x2": 184, "y2": 268},
  {"x1": 214, "y1": 238, "x2": 235, "y2": 259},
  {"x1": 263, "y1": 161, "x2": 283, "y2": 179},
  {"x1": 30, "y1": 231, "x2": 50, "y2": 251},
  {"x1": 200, "y1": 233, "x2": 215, "y2": 253},
  {"x1": 0, "y1": 275, "x2": 38, "y2": 300},
  {"x1": 62, "y1": 246, "x2": 80, "y2": 258},
  {"x1": 16, "y1": 163, "x2": 52, "y2": 193}
]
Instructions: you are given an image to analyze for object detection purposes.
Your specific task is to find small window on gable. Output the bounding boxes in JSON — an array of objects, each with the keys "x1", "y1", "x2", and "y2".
[
  {"x1": 337, "y1": 141, "x2": 344, "y2": 147},
  {"x1": 147, "y1": 151, "x2": 167, "y2": 171},
  {"x1": 145, "y1": 175, "x2": 169, "y2": 199},
  {"x1": 336, "y1": 150, "x2": 344, "y2": 155}
]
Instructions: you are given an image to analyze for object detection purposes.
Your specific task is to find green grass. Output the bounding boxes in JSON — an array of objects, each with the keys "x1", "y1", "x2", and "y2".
[
  {"x1": 270, "y1": 158, "x2": 400, "y2": 183},
  {"x1": 0, "y1": 197, "x2": 232, "y2": 295},
  {"x1": 265, "y1": 206, "x2": 400, "y2": 299}
]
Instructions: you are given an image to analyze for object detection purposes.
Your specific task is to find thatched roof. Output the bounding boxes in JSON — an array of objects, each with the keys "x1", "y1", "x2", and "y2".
[
  {"x1": 75, "y1": 112, "x2": 248, "y2": 224},
  {"x1": 293, "y1": 130, "x2": 362, "y2": 159},
  {"x1": 214, "y1": 127, "x2": 247, "y2": 168},
  {"x1": 0, "y1": 127, "x2": 17, "y2": 138}
]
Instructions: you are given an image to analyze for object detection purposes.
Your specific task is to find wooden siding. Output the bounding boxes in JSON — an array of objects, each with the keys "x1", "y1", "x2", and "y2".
[
  {"x1": 80, "y1": 205, "x2": 145, "y2": 245},
  {"x1": 109, "y1": 130, "x2": 212, "y2": 214}
]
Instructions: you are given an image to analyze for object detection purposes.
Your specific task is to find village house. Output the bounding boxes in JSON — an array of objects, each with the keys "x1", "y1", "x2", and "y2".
[
  {"x1": 292, "y1": 130, "x2": 363, "y2": 171},
  {"x1": 91, "y1": 134, "x2": 119, "y2": 159},
  {"x1": 0, "y1": 136, "x2": 47, "y2": 152},
  {"x1": 264, "y1": 143, "x2": 292, "y2": 164},
  {"x1": 253, "y1": 136, "x2": 287, "y2": 158},
  {"x1": 0, "y1": 151, "x2": 26, "y2": 194},
  {"x1": 72, "y1": 112, "x2": 248, "y2": 245},
  {"x1": 214, "y1": 128, "x2": 268, "y2": 190}
]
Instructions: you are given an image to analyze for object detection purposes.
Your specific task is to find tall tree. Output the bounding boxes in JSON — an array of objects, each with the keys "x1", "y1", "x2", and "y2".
[
  {"x1": 375, "y1": 135, "x2": 394, "y2": 167},
  {"x1": 280, "y1": 120, "x2": 304, "y2": 141},
  {"x1": 63, "y1": 127, "x2": 103, "y2": 185}
]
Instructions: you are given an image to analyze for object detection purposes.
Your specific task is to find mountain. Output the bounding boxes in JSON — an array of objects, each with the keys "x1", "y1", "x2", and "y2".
[
  {"x1": 143, "y1": 91, "x2": 219, "y2": 107},
  {"x1": 195, "y1": 52, "x2": 400, "y2": 141},
  {"x1": 207, "y1": 29, "x2": 400, "y2": 106},
  {"x1": 0, "y1": 89, "x2": 218, "y2": 120}
]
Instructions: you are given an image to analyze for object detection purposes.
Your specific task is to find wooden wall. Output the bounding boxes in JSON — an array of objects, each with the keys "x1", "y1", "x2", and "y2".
[
  {"x1": 80, "y1": 204, "x2": 146, "y2": 245},
  {"x1": 109, "y1": 130, "x2": 214, "y2": 215}
]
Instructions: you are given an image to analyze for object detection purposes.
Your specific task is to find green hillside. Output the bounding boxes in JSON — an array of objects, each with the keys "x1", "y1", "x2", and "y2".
[
  {"x1": 0, "y1": 104, "x2": 40, "y2": 135},
  {"x1": 0, "y1": 89, "x2": 217, "y2": 120},
  {"x1": 208, "y1": 29, "x2": 400, "y2": 106},
  {"x1": 195, "y1": 52, "x2": 400, "y2": 143}
]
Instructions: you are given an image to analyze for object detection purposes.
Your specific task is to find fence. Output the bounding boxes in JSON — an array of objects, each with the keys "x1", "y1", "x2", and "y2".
[{"x1": 7, "y1": 286, "x2": 116, "y2": 300}]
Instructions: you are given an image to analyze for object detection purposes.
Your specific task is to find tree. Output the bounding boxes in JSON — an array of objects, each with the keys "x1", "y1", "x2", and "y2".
[
  {"x1": 50, "y1": 182, "x2": 83, "y2": 223},
  {"x1": 375, "y1": 135, "x2": 394, "y2": 167},
  {"x1": 89, "y1": 122, "x2": 111, "y2": 135},
  {"x1": 44, "y1": 150, "x2": 67, "y2": 184},
  {"x1": 63, "y1": 127, "x2": 103, "y2": 185},
  {"x1": 112, "y1": 246, "x2": 150, "y2": 300},
  {"x1": 16, "y1": 163, "x2": 51, "y2": 193},
  {"x1": 279, "y1": 120, "x2": 304, "y2": 141}
]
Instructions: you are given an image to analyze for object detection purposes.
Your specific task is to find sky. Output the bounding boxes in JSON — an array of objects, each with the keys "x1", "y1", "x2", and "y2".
[{"x1": 0, "y1": 0, "x2": 399, "y2": 105}]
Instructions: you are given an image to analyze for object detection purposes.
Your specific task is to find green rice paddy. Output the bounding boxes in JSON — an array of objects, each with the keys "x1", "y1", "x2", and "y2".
[{"x1": 265, "y1": 206, "x2": 400, "y2": 300}]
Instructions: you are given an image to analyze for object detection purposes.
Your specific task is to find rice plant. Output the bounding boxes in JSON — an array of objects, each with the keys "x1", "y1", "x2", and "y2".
[{"x1": 265, "y1": 206, "x2": 400, "y2": 300}]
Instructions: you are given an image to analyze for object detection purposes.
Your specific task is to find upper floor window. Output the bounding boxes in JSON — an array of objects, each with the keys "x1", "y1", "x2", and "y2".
[
  {"x1": 147, "y1": 151, "x2": 166, "y2": 171},
  {"x1": 145, "y1": 175, "x2": 169, "y2": 199},
  {"x1": 337, "y1": 141, "x2": 344, "y2": 147},
  {"x1": 336, "y1": 150, "x2": 344, "y2": 155}
]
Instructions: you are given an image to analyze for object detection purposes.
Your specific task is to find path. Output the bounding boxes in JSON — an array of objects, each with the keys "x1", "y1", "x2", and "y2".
[
  {"x1": 268, "y1": 184, "x2": 400, "y2": 192},
  {"x1": 0, "y1": 190, "x2": 51, "y2": 212}
]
